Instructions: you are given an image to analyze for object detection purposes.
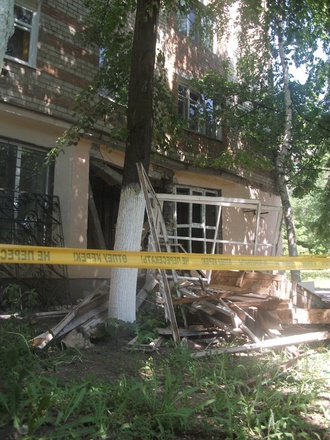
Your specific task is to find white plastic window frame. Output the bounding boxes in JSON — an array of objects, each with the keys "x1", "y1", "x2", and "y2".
[
  {"x1": 173, "y1": 186, "x2": 221, "y2": 254},
  {"x1": 5, "y1": 0, "x2": 41, "y2": 68}
]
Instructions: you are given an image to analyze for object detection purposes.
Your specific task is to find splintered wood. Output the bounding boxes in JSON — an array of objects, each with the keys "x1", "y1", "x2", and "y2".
[{"x1": 29, "y1": 163, "x2": 330, "y2": 353}]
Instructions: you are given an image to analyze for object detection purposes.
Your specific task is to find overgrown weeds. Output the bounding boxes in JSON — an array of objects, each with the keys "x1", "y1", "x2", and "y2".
[{"x1": 0, "y1": 318, "x2": 329, "y2": 439}]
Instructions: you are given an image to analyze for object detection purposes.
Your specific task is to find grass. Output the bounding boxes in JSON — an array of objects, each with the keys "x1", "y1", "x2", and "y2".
[{"x1": 0, "y1": 318, "x2": 329, "y2": 439}]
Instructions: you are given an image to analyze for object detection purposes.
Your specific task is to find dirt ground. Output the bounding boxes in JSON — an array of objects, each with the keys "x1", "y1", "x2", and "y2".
[
  {"x1": 48, "y1": 336, "x2": 157, "y2": 383},
  {"x1": 43, "y1": 330, "x2": 330, "y2": 439}
]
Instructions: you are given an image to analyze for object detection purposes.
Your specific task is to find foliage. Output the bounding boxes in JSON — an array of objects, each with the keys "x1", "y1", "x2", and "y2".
[
  {"x1": 0, "y1": 284, "x2": 39, "y2": 314},
  {"x1": 51, "y1": 0, "x2": 234, "y2": 160},
  {"x1": 193, "y1": 63, "x2": 330, "y2": 200},
  {"x1": 188, "y1": 0, "x2": 330, "y2": 262},
  {"x1": 0, "y1": 316, "x2": 329, "y2": 439},
  {"x1": 281, "y1": 152, "x2": 330, "y2": 254}
]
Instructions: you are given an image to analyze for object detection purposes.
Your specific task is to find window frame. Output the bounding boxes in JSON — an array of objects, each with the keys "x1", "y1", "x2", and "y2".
[
  {"x1": 178, "y1": 82, "x2": 222, "y2": 141},
  {"x1": 0, "y1": 138, "x2": 54, "y2": 195},
  {"x1": 177, "y1": 1, "x2": 216, "y2": 52},
  {"x1": 5, "y1": 0, "x2": 41, "y2": 68},
  {"x1": 172, "y1": 186, "x2": 222, "y2": 254}
]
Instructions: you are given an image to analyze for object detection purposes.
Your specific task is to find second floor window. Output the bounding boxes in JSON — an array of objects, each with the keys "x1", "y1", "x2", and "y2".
[
  {"x1": 178, "y1": 83, "x2": 222, "y2": 140},
  {"x1": 177, "y1": 3, "x2": 214, "y2": 51},
  {"x1": 5, "y1": 1, "x2": 41, "y2": 67}
]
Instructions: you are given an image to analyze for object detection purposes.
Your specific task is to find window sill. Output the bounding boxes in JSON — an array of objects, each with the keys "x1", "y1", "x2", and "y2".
[{"x1": 4, "y1": 56, "x2": 36, "y2": 70}]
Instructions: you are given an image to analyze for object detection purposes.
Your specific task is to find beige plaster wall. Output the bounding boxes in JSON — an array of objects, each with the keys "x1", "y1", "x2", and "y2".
[{"x1": 0, "y1": 104, "x2": 112, "y2": 280}]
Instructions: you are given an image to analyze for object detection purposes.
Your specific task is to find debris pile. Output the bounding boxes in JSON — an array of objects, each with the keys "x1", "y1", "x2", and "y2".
[
  {"x1": 29, "y1": 267, "x2": 330, "y2": 355},
  {"x1": 29, "y1": 164, "x2": 330, "y2": 354}
]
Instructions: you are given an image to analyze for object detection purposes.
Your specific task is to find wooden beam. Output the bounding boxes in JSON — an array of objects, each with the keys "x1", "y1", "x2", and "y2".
[
  {"x1": 88, "y1": 183, "x2": 107, "y2": 249},
  {"x1": 90, "y1": 159, "x2": 123, "y2": 186},
  {"x1": 173, "y1": 291, "x2": 234, "y2": 304},
  {"x1": 278, "y1": 308, "x2": 330, "y2": 325},
  {"x1": 191, "y1": 331, "x2": 330, "y2": 357}
]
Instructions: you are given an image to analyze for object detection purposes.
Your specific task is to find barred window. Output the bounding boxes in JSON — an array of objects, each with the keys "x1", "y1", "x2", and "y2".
[{"x1": 0, "y1": 140, "x2": 53, "y2": 195}]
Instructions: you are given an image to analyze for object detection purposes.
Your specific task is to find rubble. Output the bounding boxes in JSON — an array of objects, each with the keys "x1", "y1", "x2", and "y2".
[
  {"x1": 29, "y1": 266, "x2": 330, "y2": 353},
  {"x1": 29, "y1": 165, "x2": 330, "y2": 353}
]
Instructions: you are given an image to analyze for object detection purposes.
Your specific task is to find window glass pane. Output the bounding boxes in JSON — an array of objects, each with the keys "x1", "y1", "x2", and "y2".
[
  {"x1": 187, "y1": 11, "x2": 197, "y2": 40},
  {"x1": 0, "y1": 145, "x2": 16, "y2": 189},
  {"x1": 192, "y1": 203, "x2": 201, "y2": 222},
  {"x1": 14, "y1": 5, "x2": 33, "y2": 25},
  {"x1": 6, "y1": 4, "x2": 36, "y2": 63},
  {"x1": 188, "y1": 90, "x2": 200, "y2": 131},
  {"x1": 178, "y1": 85, "x2": 188, "y2": 120},
  {"x1": 0, "y1": 142, "x2": 51, "y2": 194},
  {"x1": 176, "y1": 187, "x2": 189, "y2": 195},
  {"x1": 178, "y1": 83, "x2": 221, "y2": 139},
  {"x1": 177, "y1": 202, "x2": 189, "y2": 224},
  {"x1": 200, "y1": 16, "x2": 213, "y2": 50},
  {"x1": 20, "y1": 148, "x2": 48, "y2": 193},
  {"x1": 206, "y1": 204, "x2": 217, "y2": 226},
  {"x1": 6, "y1": 27, "x2": 30, "y2": 61},
  {"x1": 177, "y1": 14, "x2": 188, "y2": 35}
]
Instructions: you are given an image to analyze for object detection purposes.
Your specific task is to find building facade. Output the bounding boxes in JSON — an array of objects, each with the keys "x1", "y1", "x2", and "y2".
[{"x1": 0, "y1": 0, "x2": 282, "y2": 302}]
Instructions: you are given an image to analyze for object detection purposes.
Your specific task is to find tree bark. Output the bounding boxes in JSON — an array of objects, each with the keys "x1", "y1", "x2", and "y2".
[
  {"x1": 0, "y1": 0, "x2": 14, "y2": 69},
  {"x1": 276, "y1": 4, "x2": 301, "y2": 282},
  {"x1": 108, "y1": 0, "x2": 160, "y2": 322}
]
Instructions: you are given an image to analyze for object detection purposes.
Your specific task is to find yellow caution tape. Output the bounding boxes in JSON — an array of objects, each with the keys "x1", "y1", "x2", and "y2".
[{"x1": 0, "y1": 244, "x2": 329, "y2": 271}]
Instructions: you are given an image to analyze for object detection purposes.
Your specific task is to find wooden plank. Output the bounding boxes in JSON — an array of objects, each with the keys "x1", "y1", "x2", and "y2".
[
  {"x1": 278, "y1": 308, "x2": 330, "y2": 325},
  {"x1": 173, "y1": 291, "x2": 236, "y2": 305},
  {"x1": 33, "y1": 310, "x2": 70, "y2": 319},
  {"x1": 136, "y1": 270, "x2": 158, "y2": 310},
  {"x1": 90, "y1": 158, "x2": 123, "y2": 186},
  {"x1": 88, "y1": 183, "x2": 107, "y2": 250},
  {"x1": 217, "y1": 297, "x2": 260, "y2": 343},
  {"x1": 179, "y1": 287, "x2": 233, "y2": 317},
  {"x1": 226, "y1": 297, "x2": 285, "y2": 311},
  {"x1": 236, "y1": 271, "x2": 246, "y2": 287},
  {"x1": 209, "y1": 284, "x2": 251, "y2": 293},
  {"x1": 157, "y1": 327, "x2": 226, "y2": 337},
  {"x1": 179, "y1": 287, "x2": 260, "y2": 343},
  {"x1": 191, "y1": 331, "x2": 330, "y2": 357},
  {"x1": 191, "y1": 311, "x2": 242, "y2": 335},
  {"x1": 31, "y1": 281, "x2": 108, "y2": 349},
  {"x1": 137, "y1": 162, "x2": 180, "y2": 344},
  {"x1": 291, "y1": 282, "x2": 326, "y2": 309},
  {"x1": 126, "y1": 336, "x2": 163, "y2": 352},
  {"x1": 56, "y1": 294, "x2": 108, "y2": 337}
]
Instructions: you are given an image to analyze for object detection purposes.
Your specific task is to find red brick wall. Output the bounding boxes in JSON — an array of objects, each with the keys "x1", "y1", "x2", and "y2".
[{"x1": 0, "y1": 0, "x2": 98, "y2": 122}]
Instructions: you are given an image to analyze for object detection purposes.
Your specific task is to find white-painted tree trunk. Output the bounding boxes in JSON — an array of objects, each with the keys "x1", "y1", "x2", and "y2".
[
  {"x1": 0, "y1": 0, "x2": 14, "y2": 69},
  {"x1": 108, "y1": 184, "x2": 145, "y2": 323}
]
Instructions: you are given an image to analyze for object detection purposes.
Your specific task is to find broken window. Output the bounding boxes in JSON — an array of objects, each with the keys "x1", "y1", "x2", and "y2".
[
  {"x1": 173, "y1": 186, "x2": 222, "y2": 254},
  {"x1": 5, "y1": 1, "x2": 41, "y2": 67}
]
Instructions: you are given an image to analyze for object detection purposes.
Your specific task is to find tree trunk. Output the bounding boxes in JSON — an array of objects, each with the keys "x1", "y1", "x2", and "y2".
[
  {"x1": 0, "y1": 0, "x2": 14, "y2": 69},
  {"x1": 276, "y1": 5, "x2": 301, "y2": 282},
  {"x1": 108, "y1": 0, "x2": 160, "y2": 322}
]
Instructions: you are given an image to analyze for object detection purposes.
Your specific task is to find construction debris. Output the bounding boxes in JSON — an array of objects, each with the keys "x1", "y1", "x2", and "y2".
[
  {"x1": 29, "y1": 164, "x2": 330, "y2": 354},
  {"x1": 32, "y1": 281, "x2": 108, "y2": 349}
]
